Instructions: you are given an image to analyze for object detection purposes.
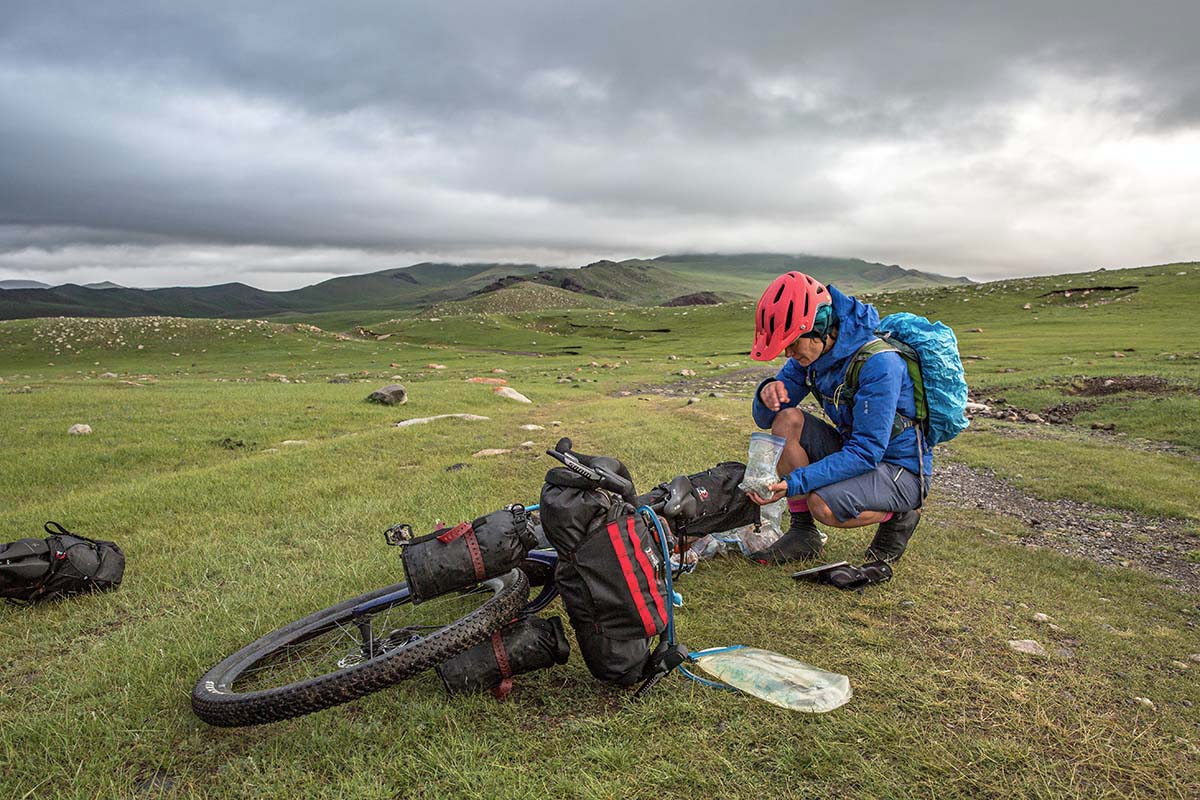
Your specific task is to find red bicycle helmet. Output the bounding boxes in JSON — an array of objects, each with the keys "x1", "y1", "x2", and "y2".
[{"x1": 751, "y1": 271, "x2": 830, "y2": 361}]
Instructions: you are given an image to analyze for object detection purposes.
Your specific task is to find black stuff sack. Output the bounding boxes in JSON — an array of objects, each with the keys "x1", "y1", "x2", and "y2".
[
  {"x1": 436, "y1": 615, "x2": 570, "y2": 698},
  {"x1": 0, "y1": 522, "x2": 125, "y2": 604},
  {"x1": 541, "y1": 458, "x2": 670, "y2": 686},
  {"x1": 636, "y1": 461, "x2": 760, "y2": 538},
  {"x1": 401, "y1": 504, "x2": 537, "y2": 603}
]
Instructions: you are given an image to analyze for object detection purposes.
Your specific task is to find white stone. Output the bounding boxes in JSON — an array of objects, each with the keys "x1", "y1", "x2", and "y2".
[
  {"x1": 67, "y1": 424, "x2": 92, "y2": 435},
  {"x1": 965, "y1": 402, "x2": 992, "y2": 414},
  {"x1": 519, "y1": 441, "x2": 535, "y2": 448},
  {"x1": 1032, "y1": 613, "x2": 1052, "y2": 623},
  {"x1": 395, "y1": 414, "x2": 489, "y2": 428},
  {"x1": 100, "y1": 372, "x2": 118, "y2": 378},
  {"x1": 494, "y1": 386, "x2": 532, "y2": 404},
  {"x1": 518, "y1": 424, "x2": 545, "y2": 431},
  {"x1": 280, "y1": 440, "x2": 309, "y2": 446},
  {"x1": 472, "y1": 448, "x2": 511, "y2": 457},
  {"x1": 1134, "y1": 696, "x2": 1155, "y2": 709},
  {"x1": 1007, "y1": 639, "x2": 1048, "y2": 657}
]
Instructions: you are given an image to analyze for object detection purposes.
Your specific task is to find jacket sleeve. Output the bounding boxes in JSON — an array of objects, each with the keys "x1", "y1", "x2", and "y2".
[
  {"x1": 784, "y1": 351, "x2": 903, "y2": 496},
  {"x1": 751, "y1": 359, "x2": 811, "y2": 429}
]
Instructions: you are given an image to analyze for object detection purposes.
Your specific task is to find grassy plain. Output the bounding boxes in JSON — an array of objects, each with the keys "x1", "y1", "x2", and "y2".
[{"x1": 2, "y1": 263, "x2": 1199, "y2": 799}]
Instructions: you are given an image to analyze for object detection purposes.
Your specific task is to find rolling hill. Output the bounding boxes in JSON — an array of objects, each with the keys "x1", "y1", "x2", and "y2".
[{"x1": 0, "y1": 253, "x2": 969, "y2": 321}]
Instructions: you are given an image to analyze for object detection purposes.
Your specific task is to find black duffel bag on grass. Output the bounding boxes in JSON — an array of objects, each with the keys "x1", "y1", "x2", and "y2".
[
  {"x1": 401, "y1": 504, "x2": 538, "y2": 602},
  {"x1": 0, "y1": 521, "x2": 126, "y2": 604}
]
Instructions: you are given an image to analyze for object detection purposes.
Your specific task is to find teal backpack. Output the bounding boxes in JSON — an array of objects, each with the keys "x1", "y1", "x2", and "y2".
[{"x1": 835, "y1": 313, "x2": 969, "y2": 447}]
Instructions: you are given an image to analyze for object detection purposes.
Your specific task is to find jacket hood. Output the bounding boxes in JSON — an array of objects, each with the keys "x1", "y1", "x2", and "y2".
[{"x1": 812, "y1": 284, "x2": 879, "y2": 373}]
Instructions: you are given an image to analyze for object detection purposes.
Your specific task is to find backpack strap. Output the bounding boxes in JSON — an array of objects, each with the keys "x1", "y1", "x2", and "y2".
[{"x1": 835, "y1": 336, "x2": 927, "y2": 439}]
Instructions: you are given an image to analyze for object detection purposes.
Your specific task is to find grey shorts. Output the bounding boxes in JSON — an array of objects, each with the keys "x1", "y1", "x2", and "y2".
[{"x1": 798, "y1": 410, "x2": 926, "y2": 523}]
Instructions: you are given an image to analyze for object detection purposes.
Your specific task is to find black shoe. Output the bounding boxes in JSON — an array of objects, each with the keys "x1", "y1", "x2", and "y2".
[
  {"x1": 749, "y1": 512, "x2": 825, "y2": 564},
  {"x1": 865, "y1": 509, "x2": 921, "y2": 563}
]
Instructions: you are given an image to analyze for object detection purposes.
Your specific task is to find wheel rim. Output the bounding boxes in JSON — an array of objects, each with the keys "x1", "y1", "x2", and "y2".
[{"x1": 220, "y1": 582, "x2": 504, "y2": 695}]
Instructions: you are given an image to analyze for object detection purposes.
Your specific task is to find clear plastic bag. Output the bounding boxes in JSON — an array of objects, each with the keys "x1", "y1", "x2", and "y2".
[
  {"x1": 737, "y1": 432, "x2": 786, "y2": 498},
  {"x1": 691, "y1": 646, "x2": 851, "y2": 713}
]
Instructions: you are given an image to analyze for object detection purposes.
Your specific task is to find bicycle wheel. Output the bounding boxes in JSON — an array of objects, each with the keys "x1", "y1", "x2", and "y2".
[{"x1": 192, "y1": 568, "x2": 529, "y2": 727}]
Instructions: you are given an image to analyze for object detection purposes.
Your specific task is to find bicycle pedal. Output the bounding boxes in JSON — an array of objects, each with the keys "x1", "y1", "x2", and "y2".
[{"x1": 382, "y1": 523, "x2": 413, "y2": 546}]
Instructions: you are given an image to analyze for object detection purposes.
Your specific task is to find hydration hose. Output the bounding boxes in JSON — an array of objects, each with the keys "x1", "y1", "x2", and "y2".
[{"x1": 636, "y1": 506, "x2": 739, "y2": 694}]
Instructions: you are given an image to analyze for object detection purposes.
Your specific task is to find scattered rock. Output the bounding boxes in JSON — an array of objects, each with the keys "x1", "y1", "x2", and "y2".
[
  {"x1": 426, "y1": 363, "x2": 447, "y2": 370},
  {"x1": 395, "y1": 414, "x2": 489, "y2": 428},
  {"x1": 467, "y1": 376, "x2": 508, "y2": 385},
  {"x1": 518, "y1": 424, "x2": 545, "y2": 431},
  {"x1": 549, "y1": 421, "x2": 562, "y2": 426},
  {"x1": 491, "y1": 368, "x2": 508, "y2": 374},
  {"x1": 494, "y1": 386, "x2": 532, "y2": 404},
  {"x1": 280, "y1": 440, "x2": 308, "y2": 446},
  {"x1": 1189, "y1": 653, "x2": 1200, "y2": 664},
  {"x1": 899, "y1": 600, "x2": 916, "y2": 607},
  {"x1": 965, "y1": 401, "x2": 992, "y2": 416},
  {"x1": 679, "y1": 369, "x2": 696, "y2": 377},
  {"x1": 445, "y1": 463, "x2": 469, "y2": 472},
  {"x1": 1133, "y1": 696, "x2": 1155, "y2": 710},
  {"x1": 472, "y1": 448, "x2": 511, "y2": 457},
  {"x1": 1112, "y1": 351, "x2": 1126, "y2": 358},
  {"x1": 328, "y1": 375, "x2": 352, "y2": 384},
  {"x1": 667, "y1": 355, "x2": 678, "y2": 361},
  {"x1": 967, "y1": 327, "x2": 984, "y2": 333},
  {"x1": 1055, "y1": 646, "x2": 1076, "y2": 660},
  {"x1": 262, "y1": 448, "x2": 279, "y2": 454},
  {"x1": 99, "y1": 372, "x2": 118, "y2": 378},
  {"x1": 1170, "y1": 660, "x2": 1191, "y2": 670},
  {"x1": 1032, "y1": 613, "x2": 1052, "y2": 623},
  {"x1": 519, "y1": 441, "x2": 535, "y2": 448},
  {"x1": 1023, "y1": 303, "x2": 1032, "y2": 310},
  {"x1": 687, "y1": 397, "x2": 701, "y2": 405},
  {"x1": 67, "y1": 424, "x2": 92, "y2": 436},
  {"x1": 367, "y1": 384, "x2": 408, "y2": 405},
  {"x1": 1007, "y1": 639, "x2": 1048, "y2": 657}
]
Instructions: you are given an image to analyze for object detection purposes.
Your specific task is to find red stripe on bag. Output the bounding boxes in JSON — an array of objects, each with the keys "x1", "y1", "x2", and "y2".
[
  {"x1": 606, "y1": 520, "x2": 657, "y2": 637},
  {"x1": 626, "y1": 516, "x2": 667, "y2": 627},
  {"x1": 438, "y1": 522, "x2": 485, "y2": 581}
]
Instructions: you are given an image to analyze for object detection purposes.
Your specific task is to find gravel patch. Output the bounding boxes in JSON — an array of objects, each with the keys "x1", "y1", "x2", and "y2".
[{"x1": 934, "y1": 458, "x2": 1200, "y2": 593}]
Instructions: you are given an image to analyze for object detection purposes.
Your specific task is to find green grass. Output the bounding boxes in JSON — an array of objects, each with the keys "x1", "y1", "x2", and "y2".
[{"x1": 3, "y1": 262, "x2": 1200, "y2": 799}]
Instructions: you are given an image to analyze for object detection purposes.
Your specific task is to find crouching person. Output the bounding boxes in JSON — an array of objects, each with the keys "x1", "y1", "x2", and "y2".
[{"x1": 746, "y1": 271, "x2": 932, "y2": 564}]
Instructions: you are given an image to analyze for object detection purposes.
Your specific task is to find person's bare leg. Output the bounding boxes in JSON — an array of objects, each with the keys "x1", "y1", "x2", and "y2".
[
  {"x1": 809, "y1": 493, "x2": 892, "y2": 528},
  {"x1": 770, "y1": 407, "x2": 810, "y2": 475}
]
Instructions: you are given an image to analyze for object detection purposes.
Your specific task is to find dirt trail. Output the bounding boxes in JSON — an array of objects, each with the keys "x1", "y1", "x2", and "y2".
[{"x1": 933, "y1": 458, "x2": 1200, "y2": 593}]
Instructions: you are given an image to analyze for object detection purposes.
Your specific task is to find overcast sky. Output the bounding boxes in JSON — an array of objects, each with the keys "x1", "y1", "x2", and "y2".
[{"x1": 2, "y1": 1, "x2": 1198, "y2": 290}]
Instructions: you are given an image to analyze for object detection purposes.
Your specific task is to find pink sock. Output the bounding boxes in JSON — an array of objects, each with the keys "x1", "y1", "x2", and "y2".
[
  {"x1": 878, "y1": 512, "x2": 894, "y2": 523},
  {"x1": 788, "y1": 498, "x2": 808, "y2": 513}
]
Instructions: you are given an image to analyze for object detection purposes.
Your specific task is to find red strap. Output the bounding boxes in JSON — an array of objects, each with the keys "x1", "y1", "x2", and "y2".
[
  {"x1": 490, "y1": 630, "x2": 514, "y2": 700},
  {"x1": 606, "y1": 520, "x2": 658, "y2": 637},
  {"x1": 438, "y1": 522, "x2": 485, "y2": 581},
  {"x1": 436, "y1": 522, "x2": 473, "y2": 543},
  {"x1": 626, "y1": 516, "x2": 668, "y2": 627}
]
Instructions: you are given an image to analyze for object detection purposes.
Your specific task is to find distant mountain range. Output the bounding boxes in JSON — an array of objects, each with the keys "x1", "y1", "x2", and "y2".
[{"x1": 0, "y1": 254, "x2": 970, "y2": 320}]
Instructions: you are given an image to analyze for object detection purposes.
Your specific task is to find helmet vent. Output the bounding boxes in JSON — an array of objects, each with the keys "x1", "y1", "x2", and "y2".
[
  {"x1": 773, "y1": 283, "x2": 786, "y2": 303},
  {"x1": 784, "y1": 301, "x2": 793, "y2": 331}
]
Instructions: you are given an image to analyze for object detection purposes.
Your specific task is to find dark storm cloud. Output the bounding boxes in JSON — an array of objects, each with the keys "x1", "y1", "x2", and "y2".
[{"x1": 1, "y1": 1, "x2": 1198, "y2": 286}]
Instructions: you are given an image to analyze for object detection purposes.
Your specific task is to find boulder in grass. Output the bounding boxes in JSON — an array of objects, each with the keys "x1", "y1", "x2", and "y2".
[
  {"x1": 493, "y1": 386, "x2": 532, "y2": 404},
  {"x1": 1007, "y1": 639, "x2": 1048, "y2": 657},
  {"x1": 68, "y1": 423, "x2": 93, "y2": 435},
  {"x1": 368, "y1": 384, "x2": 408, "y2": 405}
]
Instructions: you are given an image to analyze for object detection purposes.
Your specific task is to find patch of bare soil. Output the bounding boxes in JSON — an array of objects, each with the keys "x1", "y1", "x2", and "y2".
[
  {"x1": 934, "y1": 458, "x2": 1200, "y2": 593},
  {"x1": 1065, "y1": 374, "x2": 1178, "y2": 397}
]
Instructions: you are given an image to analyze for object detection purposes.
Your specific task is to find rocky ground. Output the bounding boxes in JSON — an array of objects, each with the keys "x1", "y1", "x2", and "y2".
[{"x1": 933, "y1": 457, "x2": 1200, "y2": 593}]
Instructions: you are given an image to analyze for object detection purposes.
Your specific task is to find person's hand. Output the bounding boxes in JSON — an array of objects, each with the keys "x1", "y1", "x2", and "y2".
[
  {"x1": 759, "y1": 380, "x2": 789, "y2": 411},
  {"x1": 747, "y1": 481, "x2": 788, "y2": 505}
]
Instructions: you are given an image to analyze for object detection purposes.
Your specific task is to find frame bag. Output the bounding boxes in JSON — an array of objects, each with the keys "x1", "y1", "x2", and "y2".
[
  {"x1": 636, "y1": 461, "x2": 761, "y2": 538},
  {"x1": 0, "y1": 522, "x2": 125, "y2": 604}
]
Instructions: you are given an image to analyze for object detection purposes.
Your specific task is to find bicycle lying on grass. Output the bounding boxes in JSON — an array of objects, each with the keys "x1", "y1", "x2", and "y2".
[{"x1": 191, "y1": 439, "x2": 700, "y2": 727}]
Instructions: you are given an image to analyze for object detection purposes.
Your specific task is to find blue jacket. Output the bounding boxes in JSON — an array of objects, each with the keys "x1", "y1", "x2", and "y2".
[{"x1": 751, "y1": 285, "x2": 934, "y2": 497}]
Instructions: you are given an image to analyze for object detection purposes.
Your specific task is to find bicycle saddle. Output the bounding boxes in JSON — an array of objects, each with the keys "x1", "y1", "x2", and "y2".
[{"x1": 662, "y1": 475, "x2": 698, "y2": 522}]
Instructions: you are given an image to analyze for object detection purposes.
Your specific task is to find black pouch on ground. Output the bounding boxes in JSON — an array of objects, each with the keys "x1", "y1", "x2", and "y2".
[
  {"x1": 791, "y1": 559, "x2": 893, "y2": 591},
  {"x1": 436, "y1": 615, "x2": 570, "y2": 698},
  {"x1": 635, "y1": 461, "x2": 760, "y2": 538},
  {"x1": 541, "y1": 459, "x2": 670, "y2": 686},
  {"x1": 1, "y1": 522, "x2": 126, "y2": 604},
  {"x1": 401, "y1": 504, "x2": 537, "y2": 602}
]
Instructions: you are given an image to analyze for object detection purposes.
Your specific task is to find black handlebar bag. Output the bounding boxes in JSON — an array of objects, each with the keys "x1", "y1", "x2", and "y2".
[
  {"x1": 401, "y1": 505, "x2": 537, "y2": 603},
  {"x1": 1, "y1": 522, "x2": 125, "y2": 604},
  {"x1": 541, "y1": 464, "x2": 669, "y2": 685}
]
